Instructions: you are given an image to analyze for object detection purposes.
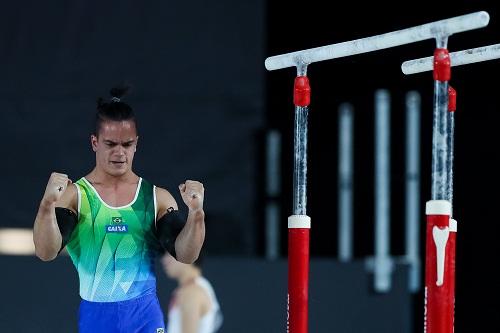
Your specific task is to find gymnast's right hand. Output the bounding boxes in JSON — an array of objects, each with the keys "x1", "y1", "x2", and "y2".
[{"x1": 42, "y1": 172, "x2": 72, "y2": 205}]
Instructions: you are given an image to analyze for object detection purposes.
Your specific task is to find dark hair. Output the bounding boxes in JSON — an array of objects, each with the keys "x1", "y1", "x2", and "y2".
[{"x1": 95, "y1": 84, "x2": 137, "y2": 135}]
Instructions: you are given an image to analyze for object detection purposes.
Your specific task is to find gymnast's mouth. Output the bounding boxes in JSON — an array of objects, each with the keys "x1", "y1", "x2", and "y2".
[{"x1": 110, "y1": 161, "x2": 126, "y2": 165}]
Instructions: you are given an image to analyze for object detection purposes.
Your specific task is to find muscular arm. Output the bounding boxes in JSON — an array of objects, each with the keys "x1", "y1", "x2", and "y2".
[
  {"x1": 33, "y1": 173, "x2": 77, "y2": 261},
  {"x1": 174, "y1": 206, "x2": 205, "y2": 264},
  {"x1": 156, "y1": 182, "x2": 205, "y2": 264}
]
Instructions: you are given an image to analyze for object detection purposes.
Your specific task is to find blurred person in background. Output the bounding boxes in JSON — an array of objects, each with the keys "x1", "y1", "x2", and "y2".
[{"x1": 161, "y1": 251, "x2": 223, "y2": 333}]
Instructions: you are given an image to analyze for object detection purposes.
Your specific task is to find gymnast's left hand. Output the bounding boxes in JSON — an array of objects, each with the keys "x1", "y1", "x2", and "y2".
[{"x1": 178, "y1": 180, "x2": 204, "y2": 211}]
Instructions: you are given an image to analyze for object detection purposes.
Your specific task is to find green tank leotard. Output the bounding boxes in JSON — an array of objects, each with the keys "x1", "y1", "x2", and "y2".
[{"x1": 66, "y1": 177, "x2": 161, "y2": 302}]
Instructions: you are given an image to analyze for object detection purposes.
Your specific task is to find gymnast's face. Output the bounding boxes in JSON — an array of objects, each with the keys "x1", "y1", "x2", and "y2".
[{"x1": 91, "y1": 120, "x2": 138, "y2": 177}]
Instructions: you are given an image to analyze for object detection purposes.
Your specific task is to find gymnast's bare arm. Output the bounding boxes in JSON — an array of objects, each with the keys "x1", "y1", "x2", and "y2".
[
  {"x1": 156, "y1": 180, "x2": 205, "y2": 264},
  {"x1": 33, "y1": 172, "x2": 77, "y2": 261}
]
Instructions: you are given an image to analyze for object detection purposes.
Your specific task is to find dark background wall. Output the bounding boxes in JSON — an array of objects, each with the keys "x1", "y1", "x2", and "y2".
[{"x1": 1, "y1": 0, "x2": 499, "y2": 332}]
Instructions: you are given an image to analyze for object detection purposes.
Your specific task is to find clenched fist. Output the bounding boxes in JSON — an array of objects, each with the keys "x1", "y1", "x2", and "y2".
[
  {"x1": 178, "y1": 180, "x2": 204, "y2": 211},
  {"x1": 42, "y1": 172, "x2": 72, "y2": 205}
]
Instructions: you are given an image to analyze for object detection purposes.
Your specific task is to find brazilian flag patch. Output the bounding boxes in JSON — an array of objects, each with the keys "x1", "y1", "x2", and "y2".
[{"x1": 106, "y1": 217, "x2": 128, "y2": 233}]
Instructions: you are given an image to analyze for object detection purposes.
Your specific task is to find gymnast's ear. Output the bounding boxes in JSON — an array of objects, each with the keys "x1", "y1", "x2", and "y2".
[{"x1": 91, "y1": 134, "x2": 98, "y2": 152}]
